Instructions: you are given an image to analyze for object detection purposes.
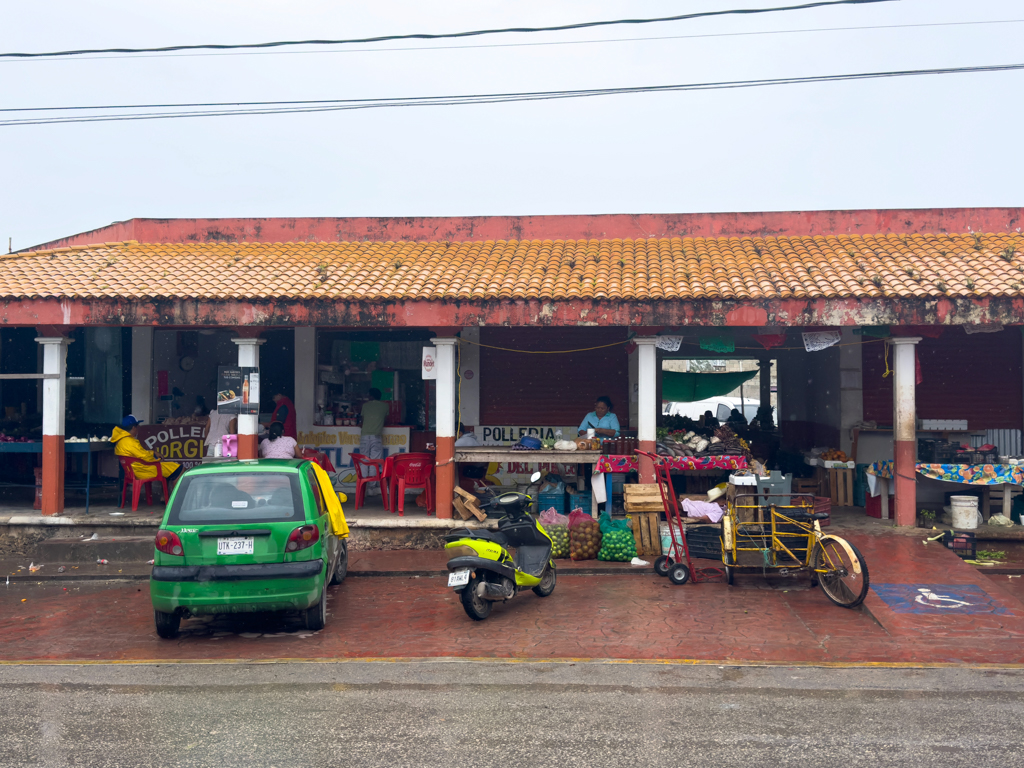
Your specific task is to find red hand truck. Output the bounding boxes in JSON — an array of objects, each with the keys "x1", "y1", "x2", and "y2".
[{"x1": 635, "y1": 450, "x2": 725, "y2": 585}]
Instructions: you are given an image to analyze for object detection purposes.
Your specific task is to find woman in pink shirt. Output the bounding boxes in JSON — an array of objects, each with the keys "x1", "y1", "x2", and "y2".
[{"x1": 260, "y1": 421, "x2": 302, "y2": 460}]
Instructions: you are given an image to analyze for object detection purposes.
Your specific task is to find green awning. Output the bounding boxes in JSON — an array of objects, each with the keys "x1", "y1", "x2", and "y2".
[{"x1": 662, "y1": 369, "x2": 759, "y2": 402}]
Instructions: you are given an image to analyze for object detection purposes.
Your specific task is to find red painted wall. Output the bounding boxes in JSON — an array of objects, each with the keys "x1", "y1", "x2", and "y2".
[
  {"x1": 862, "y1": 330, "x2": 1023, "y2": 430},
  {"x1": 479, "y1": 328, "x2": 630, "y2": 428},
  {"x1": 26, "y1": 207, "x2": 1024, "y2": 251}
]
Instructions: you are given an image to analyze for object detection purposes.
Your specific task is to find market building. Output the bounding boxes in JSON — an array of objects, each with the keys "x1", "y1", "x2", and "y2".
[{"x1": 2, "y1": 207, "x2": 1023, "y2": 527}]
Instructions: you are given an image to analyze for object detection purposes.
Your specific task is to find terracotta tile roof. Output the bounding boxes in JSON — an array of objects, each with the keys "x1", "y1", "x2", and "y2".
[{"x1": 2, "y1": 233, "x2": 1023, "y2": 302}]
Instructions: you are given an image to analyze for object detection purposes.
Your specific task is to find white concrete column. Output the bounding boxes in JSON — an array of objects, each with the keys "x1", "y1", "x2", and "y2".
[
  {"x1": 294, "y1": 327, "x2": 316, "y2": 436},
  {"x1": 891, "y1": 337, "x2": 921, "y2": 527},
  {"x1": 131, "y1": 327, "x2": 154, "y2": 424},
  {"x1": 232, "y1": 337, "x2": 266, "y2": 460},
  {"x1": 458, "y1": 327, "x2": 480, "y2": 427},
  {"x1": 36, "y1": 336, "x2": 72, "y2": 515},
  {"x1": 635, "y1": 337, "x2": 659, "y2": 483},
  {"x1": 433, "y1": 337, "x2": 458, "y2": 519}
]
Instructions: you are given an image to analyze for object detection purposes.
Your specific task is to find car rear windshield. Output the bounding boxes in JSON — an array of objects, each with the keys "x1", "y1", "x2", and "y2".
[{"x1": 167, "y1": 472, "x2": 304, "y2": 524}]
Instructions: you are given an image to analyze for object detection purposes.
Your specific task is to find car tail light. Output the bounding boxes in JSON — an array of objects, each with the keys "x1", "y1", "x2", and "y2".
[
  {"x1": 286, "y1": 524, "x2": 320, "y2": 552},
  {"x1": 155, "y1": 530, "x2": 183, "y2": 556}
]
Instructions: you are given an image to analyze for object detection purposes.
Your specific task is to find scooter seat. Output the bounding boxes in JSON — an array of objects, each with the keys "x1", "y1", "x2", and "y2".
[{"x1": 446, "y1": 528, "x2": 509, "y2": 548}]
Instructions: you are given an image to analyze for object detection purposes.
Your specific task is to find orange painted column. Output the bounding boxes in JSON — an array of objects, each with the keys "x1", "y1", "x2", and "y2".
[
  {"x1": 42, "y1": 434, "x2": 65, "y2": 515},
  {"x1": 635, "y1": 337, "x2": 659, "y2": 485},
  {"x1": 36, "y1": 336, "x2": 72, "y2": 516},
  {"x1": 432, "y1": 338, "x2": 458, "y2": 519}
]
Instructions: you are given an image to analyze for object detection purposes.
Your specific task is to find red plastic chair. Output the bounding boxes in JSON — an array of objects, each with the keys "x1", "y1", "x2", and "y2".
[
  {"x1": 119, "y1": 456, "x2": 169, "y2": 512},
  {"x1": 352, "y1": 453, "x2": 388, "y2": 511},
  {"x1": 388, "y1": 453, "x2": 435, "y2": 516}
]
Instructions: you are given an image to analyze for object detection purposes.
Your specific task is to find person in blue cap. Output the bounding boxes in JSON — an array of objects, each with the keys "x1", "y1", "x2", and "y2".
[{"x1": 110, "y1": 415, "x2": 183, "y2": 488}]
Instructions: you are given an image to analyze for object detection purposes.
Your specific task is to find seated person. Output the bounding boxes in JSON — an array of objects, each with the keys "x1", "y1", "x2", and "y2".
[
  {"x1": 260, "y1": 421, "x2": 302, "y2": 459},
  {"x1": 454, "y1": 422, "x2": 482, "y2": 447},
  {"x1": 111, "y1": 415, "x2": 183, "y2": 488},
  {"x1": 701, "y1": 410, "x2": 720, "y2": 429},
  {"x1": 726, "y1": 408, "x2": 748, "y2": 427},
  {"x1": 578, "y1": 396, "x2": 621, "y2": 437}
]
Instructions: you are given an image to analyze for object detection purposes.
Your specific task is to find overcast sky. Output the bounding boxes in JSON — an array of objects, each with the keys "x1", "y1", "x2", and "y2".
[{"x1": 2, "y1": 0, "x2": 1022, "y2": 249}]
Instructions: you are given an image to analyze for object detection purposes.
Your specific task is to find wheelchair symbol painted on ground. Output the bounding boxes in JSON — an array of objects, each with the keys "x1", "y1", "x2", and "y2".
[
  {"x1": 872, "y1": 584, "x2": 1009, "y2": 615},
  {"x1": 914, "y1": 588, "x2": 972, "y2": 609}
]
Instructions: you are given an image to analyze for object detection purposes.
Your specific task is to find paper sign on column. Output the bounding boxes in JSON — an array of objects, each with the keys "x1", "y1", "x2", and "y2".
[{"x1": 421, "y1": 347, "x2": 437, "y2": 379}]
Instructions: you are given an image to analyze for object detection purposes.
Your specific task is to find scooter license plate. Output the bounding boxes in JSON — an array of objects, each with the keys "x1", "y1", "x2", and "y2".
[{"x1": 448, "y1": 569, "x2": 470, "y2": 587}]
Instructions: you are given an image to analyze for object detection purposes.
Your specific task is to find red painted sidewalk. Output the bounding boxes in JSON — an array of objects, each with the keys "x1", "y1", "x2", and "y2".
[{"x1": 2, "y1": 534, "x2": 1021, "y2": 666}]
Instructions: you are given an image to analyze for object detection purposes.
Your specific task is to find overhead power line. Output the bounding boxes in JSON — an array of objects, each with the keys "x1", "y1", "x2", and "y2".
[
  {"x1": 3, "y1": 18, "x2": 1018, "y2": 64},
  {"x1": 2, "y1": 61, "x2": 1021, "y2": 128},
  {"x1": 0, "y1": 0, "x2": 895, "y2": 59}
]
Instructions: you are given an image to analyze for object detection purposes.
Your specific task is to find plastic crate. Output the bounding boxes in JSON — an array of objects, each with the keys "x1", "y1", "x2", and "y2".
[
  {"x1": 943, "y1": 530, "x2": 977, "y2": 560},
  {"x1": 683, "y1": 524, "x2": 722, "y2": 560},
  {"x1": 567, "y1": 492, "x2": 591, "y2": 513},
  {"x1": 537, "y1": 492, "x2": 565, "y2": 515}
]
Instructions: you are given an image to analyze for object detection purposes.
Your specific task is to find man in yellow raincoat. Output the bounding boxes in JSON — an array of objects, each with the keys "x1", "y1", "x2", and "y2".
[{"x1": 110, "y1": 415, "x2": 183, "y2": 487}]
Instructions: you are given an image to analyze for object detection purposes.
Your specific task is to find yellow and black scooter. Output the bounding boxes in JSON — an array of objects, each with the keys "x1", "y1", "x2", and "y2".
[{"x1": 444, "y1": 472, "x2": 556, "y2": 620}]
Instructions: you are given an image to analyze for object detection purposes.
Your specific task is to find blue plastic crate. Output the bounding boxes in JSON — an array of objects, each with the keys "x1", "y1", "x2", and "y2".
[
  {"x1": 566, "y1": 492, "x2": 591, "y2": 513},
  {"x1": 537, "y1": 492, "x2": 565, "y2": 515}
]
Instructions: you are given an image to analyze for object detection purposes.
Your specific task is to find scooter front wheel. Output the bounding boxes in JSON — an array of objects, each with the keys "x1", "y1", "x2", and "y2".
[
  {"x1": 461, "y1": 578, "x2": 492, "y2": 621},
  {"x1": 532, "y1": 565, "x2": 556, "y2": 597}
]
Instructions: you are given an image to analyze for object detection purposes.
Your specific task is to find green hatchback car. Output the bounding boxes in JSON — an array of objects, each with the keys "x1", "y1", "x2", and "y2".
[{"x1": 150, "y1": 459, "x2": 349, "y2": 639}]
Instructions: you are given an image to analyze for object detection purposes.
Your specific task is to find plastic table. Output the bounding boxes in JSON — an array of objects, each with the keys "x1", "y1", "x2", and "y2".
[{"x1": 0, "y1": 441, "x2": 115, "y2": 514}]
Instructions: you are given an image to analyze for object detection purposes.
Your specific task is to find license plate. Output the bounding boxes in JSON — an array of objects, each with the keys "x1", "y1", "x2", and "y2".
[
  {"x1": 217, "y1": 537, "x2": 254, "y2": 556},
  {"x1": 448, "y1": 569, "x2": 470, "y2": 587}
]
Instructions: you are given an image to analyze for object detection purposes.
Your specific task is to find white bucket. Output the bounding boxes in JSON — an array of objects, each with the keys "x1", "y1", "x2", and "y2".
[{"x1": 950, "y1": 495, "x2": 980, "y2": 530}]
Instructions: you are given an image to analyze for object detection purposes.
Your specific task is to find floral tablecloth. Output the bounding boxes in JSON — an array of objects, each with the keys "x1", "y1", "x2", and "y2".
[
  {"x1": 596, "y1": 455, "x2": 748, "y2": 473},
  {"x1": 867, "y1": 460, "x2": 1024, "y2": 485}
]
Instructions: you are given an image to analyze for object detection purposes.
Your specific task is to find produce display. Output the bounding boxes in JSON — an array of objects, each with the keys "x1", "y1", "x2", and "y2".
[
  {"x1": 569, "y1": 512, "x2": 602, "y2": 561},
  {"x1": 656, "y1": 424, "x2": 751, "y2": 463},
  {"x1": 820, "y1": 449, "x2": 849, "y2": 462},
  {"x1": 598, "y1": 530, "x2": 637, "y2": 561},
  {"x1": 546, "y1": 525, "x2": 570, "y2": 558}
]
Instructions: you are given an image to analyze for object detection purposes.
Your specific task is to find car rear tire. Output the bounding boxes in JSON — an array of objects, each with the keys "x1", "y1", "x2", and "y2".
[
  {"x1": 304, "y1": 587, "x2": 327, "y2": 631},
  {"x1": 154, "y1": 610, "x2": 180, "y2": 639},
  {"x1": 329, "y1": 539, "x2": 348, "y2": 585}
]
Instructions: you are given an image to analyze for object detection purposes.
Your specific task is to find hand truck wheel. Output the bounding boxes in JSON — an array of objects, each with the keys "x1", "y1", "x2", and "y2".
[
  {"x1": 668, "y1": 563, "x2": 691, "y2": 585},
  {"x1": 654, "y1": 555, "x2": 673, "y2": 577}
]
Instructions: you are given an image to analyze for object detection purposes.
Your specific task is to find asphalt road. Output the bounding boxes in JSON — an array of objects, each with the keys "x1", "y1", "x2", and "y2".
[{"x1": 1, "y1": 661, "x2": 1022, "y2": 767}]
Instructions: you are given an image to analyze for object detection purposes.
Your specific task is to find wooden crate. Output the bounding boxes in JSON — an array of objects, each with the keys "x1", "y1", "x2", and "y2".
[
  {"x1": 793, "y1": 478, "x2": 818, "y2": 496},
  {"x1": 623, "y1": 483, "x2": 664, "y2": 513},
  {"x1": 630, "y1": 511, "x2": 662, "y2": 557},
  {"x1": 828, "y1": 467, "x2": 855, "y2": 507}
]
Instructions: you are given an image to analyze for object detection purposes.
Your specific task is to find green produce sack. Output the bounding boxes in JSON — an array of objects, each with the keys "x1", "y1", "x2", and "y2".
[
  {"x1": 599, "y1": 511, "x2": 631, "y2": 534},
  {"x1": 598, "y1": 529, "x2": 638, "y2": 562}
]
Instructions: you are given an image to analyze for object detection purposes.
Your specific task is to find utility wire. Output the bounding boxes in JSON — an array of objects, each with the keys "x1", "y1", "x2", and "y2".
[
  {"x1": 2, "y1": 62, "x2": 1022, "y2": 127},
  {"x1": 0, "y1": 0, "x2": 895, "y2": 59},
  {"x1": 2, "y1": 18, "x2": 1017, "y2": 64}
]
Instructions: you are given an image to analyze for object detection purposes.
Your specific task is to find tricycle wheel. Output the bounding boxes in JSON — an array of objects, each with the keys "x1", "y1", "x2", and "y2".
[
  {"x1": 722, "y1": 552, "x2": 734, "y2": 586},
  {"x1": 654, "y1": 555, "x2": 673, "y2": 577},
  {"x1": 812, "y1": 537, "x2": 869, "y2": 608},
  {"x1": 668, "y1": 563, "x2": 691, "y2": 585},
  {"x1": 154, "y1": 610, "x2": 180, "y2": 639}
]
